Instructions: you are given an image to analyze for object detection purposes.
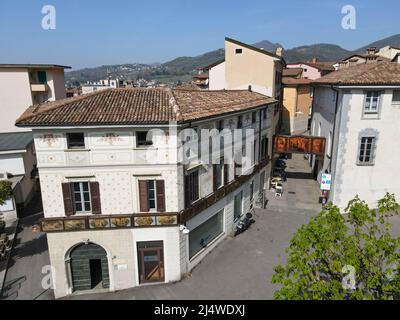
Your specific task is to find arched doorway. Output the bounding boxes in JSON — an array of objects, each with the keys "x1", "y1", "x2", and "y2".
[{"x1": 68, "y1": 243, "x2": 110, "y2": 292}]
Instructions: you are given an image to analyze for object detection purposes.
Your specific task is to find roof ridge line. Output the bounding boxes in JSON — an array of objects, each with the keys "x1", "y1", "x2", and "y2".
[{"x1": 168, "y1": 89, "x2": 183, "y2": 122}]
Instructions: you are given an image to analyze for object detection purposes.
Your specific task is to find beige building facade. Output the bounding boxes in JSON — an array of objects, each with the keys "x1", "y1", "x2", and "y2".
[
  {"x1": 0, "y1": 64, "x2": 70, "y2": 133},
  {"x1": 282, "y1": 78, "x2": 313, "y2": 135}
]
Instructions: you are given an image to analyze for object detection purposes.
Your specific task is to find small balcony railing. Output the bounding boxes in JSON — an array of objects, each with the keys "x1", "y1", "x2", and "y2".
[{"x1": 31, "y1": 83, "x2": 48, "y2": 92}]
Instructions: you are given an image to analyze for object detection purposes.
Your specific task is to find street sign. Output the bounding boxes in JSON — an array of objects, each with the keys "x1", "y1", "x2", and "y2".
[{"x1": 321, "y1": 174, "x2": 332, "y2": 191}]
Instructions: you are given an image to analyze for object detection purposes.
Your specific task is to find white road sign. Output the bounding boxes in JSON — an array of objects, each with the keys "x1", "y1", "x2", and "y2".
[{"x1": 321, "y1": 174, "x2": 332, "y2": 191}]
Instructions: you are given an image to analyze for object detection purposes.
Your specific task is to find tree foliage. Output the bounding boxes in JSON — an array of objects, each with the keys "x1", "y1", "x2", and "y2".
[
  {"x1": 272, "y1": 193, "x2": 400, "y2": 300},
  {"x1": 0, "y1": 180, "x2": 12, "y2": 206}
]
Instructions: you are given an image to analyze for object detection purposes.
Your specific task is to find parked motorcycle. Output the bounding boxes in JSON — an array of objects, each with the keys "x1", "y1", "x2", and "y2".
[
  {"x1": 273, "y1": 167, "x2": 287, "y2": 182},
  {"x1": 275, "y1": 159, "x2": 287, "y2": 170},
  {"x1": 234, "y1": 212, "x2": 255, "y2": 237}
]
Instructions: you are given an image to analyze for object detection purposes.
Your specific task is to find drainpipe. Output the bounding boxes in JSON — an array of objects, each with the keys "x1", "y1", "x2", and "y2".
[{"x1": 329, "y1": 85, "x2": 340, "y2": 173}]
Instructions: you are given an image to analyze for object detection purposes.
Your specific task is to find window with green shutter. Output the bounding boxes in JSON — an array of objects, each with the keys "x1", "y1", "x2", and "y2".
[{"x1": 37, "y1": 71, "x2": 47, "y2": 84}]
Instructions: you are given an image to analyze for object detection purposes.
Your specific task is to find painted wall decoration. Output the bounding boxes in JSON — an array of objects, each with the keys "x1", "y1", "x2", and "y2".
[
  {"x1": 89, "y1": 132, "x2": 131, "y2": 148},
  {"x1": 98, "y1": 133, "x2": 123, "y2": 145},
  {"x1": 274, "y1": 135, "x2": 326, "y2": 156},
  {"x1": 36, "y1": 133, "x2": 63, "y2": 149}
]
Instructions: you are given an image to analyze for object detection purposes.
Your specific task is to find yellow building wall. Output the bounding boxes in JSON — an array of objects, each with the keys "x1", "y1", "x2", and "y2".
[
  {"x1": 225, "y1": 40, "x2": 278, "y2": 98},
  {"x1": 282, "y1": 85, "x2": 312, "y2": 135}
]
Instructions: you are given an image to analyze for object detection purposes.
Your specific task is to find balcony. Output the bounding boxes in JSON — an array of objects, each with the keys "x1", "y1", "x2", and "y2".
[
  {"x1": 31, "y1": 83, "x2": 48, "y2": 92},
  {"x1": 40, "y1": 213, "x2": 180, "y2": 233}
]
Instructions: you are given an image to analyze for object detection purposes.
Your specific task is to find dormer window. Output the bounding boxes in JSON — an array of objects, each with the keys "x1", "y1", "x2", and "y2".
[
  {"x1": 67, "y1": 133, "x2": 85, "y2": 150},
  {"x1": 235, "y1": 48, "x2": 243, "y2": 55}
]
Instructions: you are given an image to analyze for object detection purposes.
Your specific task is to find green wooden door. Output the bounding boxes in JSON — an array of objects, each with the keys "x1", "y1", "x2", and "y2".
[{"x1": 70, "y1": 243, "x2": 110, "y2": 291}]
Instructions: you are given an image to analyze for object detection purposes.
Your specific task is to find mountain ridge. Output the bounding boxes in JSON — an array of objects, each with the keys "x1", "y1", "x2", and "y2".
[{"x1": 65, "y1": 34, "x2": 400, "y2": 85}]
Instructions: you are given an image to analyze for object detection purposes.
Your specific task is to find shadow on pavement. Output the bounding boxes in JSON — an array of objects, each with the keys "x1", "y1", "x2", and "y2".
[{"x1": 0, "y1": 276, "x2": 27, "y2": 300}]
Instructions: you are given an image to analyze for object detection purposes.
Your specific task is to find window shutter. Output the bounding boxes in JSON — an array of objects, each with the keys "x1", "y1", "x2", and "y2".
[
  {"x1": 62, "y1": 183, "x2": 75, "y2": 216},
  {"x1": 156, "y1": 180, "x2": 166, "y2": 212},
  {"x1": 184, "y1": 174, "x2": 190, "y2": 208},
  {"x1": 139, "y1": 180, "x2": 149, "y2": 212},
  {"x1": 213, "y1": 165, "x2": 217, "y2": 192},
  {"x1": 90, "y1": 182, "x2": 102, "y2": 215}
]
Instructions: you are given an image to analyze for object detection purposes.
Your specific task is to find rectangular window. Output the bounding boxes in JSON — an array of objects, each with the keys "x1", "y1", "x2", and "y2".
[
  {"x1": 235, "y1": 48, "x2": 243, "y2": 55},
  {"x1": 139, "y1": 180, "x2": 165, "y2": 212},
  {"x1": 252, "y1": 112, "x2": 257, "y2": 124},
  {"x1": 392, "y1": 90, "x2": 400, "y2": 106},
  {"x1": 67, "y1": 133, "x2": 85, "y2": 149},
  {"x1": 250, "y1": 181, "x2": 254, "y2": 202},
  {"x1": 214, "y1": 158, "x2": 224, "y2": 190},
  {"x1": 136, "y1": 131, "x2": 153, "y2": 147},
  {"x1": 237, "y1": 116, "x2": 243, "y2": 129},
  {"x1": 147, "y1": 180, "x2": 156, "y2": 210},
  {"x1": 234, "y1": 191, "x2": 243, "y2": 220},
  {"x1": 263, "y1": 108, "x2": 268, "y2": 120},
  {"x1": 217, "y1": 120, "x2": 224, "y2": 131},
  {"x1": 358, "y1": 137, "x2": 376, "y2": 165},
  {"x1": 364, "y1": 91, "x2": 380, "y2": 114},
  {"x1": 73, "y1": 182, "x2": 91, "y2": 213},
  {"x1": 37, "y1": 71, "x2": 47, "y2": 84},
  {"x1": 189, "y1": 210, "x2": 224, "y2": 259},
  {"x1": 186, "y1": 170, "x2": 199, "y2": 205},
  {"x1": 260, "y1": 136, "x2": 269, "y2": 160}
]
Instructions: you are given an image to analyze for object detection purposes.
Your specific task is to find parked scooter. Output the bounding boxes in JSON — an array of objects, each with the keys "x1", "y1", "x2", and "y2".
[
  {"x1": 234, "y1": 212, "x2": 255, "y2": 237},
  {"x1": 273, "y1": 167, "x2": 287, "y2": 182},
  {"x1": 275, "y1": 159, "x2": 287, "y2": 170}
]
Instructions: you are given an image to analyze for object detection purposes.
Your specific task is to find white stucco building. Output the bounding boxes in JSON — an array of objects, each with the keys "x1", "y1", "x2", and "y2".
[
  {"x1": 0, "y1": 132, "x2": 38, "y2": 218},
  {"x1": 311, "y1": 60, "x2": 400, "y2": 210},
  {"x1": 16, "y1": 88, "x2": 278, "y2": 298},
  {"x1": 81, "y1": 79, "x2": 121, "y2": 95}
]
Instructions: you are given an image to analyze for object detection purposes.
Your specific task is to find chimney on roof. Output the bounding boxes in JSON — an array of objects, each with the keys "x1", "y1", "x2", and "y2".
[
  {"x1": 311, "y1": 57, "x2": 317, "y2": 63},
  {"x1": 366, "y1": 47, "x2": 377, "y2": 55},
  {"x1": 338, "y1": 61, "x2": 347, "y2": 70},
  {"x1": 348, "y1": 59, "x2": 358, "y2": 67},
  {"x1": 248, "y1": 85, "x2": 252, "y2": 92},
  {"x1": 275, "y1": 47, "x2": 284, "y2": 57}
]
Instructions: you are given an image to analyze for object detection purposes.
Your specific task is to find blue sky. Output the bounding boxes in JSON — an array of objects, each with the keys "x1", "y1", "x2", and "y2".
[{"x1": 0, "y1": 0, "x2": 399, "y2": 70}]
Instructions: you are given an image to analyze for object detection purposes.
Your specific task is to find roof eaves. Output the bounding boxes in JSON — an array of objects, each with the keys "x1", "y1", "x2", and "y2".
[{"x1": 225, "y1": 37, "x2": 283, "y2": 61}]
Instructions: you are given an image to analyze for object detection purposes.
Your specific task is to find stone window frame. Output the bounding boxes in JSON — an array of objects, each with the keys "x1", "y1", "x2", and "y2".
[
  {"x1": 356, "y1": 128, "x2": 379, "y2": 166},
  {"x1": 362, "y1": 90, "x2": 384, "y2": 120},
  {"x1": 392, "y1": 90, "x2": 400, "y2": 106}
]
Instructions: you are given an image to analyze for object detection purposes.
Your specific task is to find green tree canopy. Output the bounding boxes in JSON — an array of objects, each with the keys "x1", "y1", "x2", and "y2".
[
  {"x1": 0, "y1": 180, "x2": 12, "y2": 206},
  {"x1": 272, "y1": 193, "x2": 400, "y2": 300}
]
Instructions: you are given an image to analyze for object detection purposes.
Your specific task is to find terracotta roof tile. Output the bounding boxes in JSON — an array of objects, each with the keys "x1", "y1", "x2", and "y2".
[
  {"x1": 283, "y1": 68, "x2": 303, "y2": 77},
  {"x1": 16, "y1": 88, "x2": 276, "y2": 127},
  {"x1": 282, "y1": 77, "x2": 313, "y2": 85},
  {"x1": 313, "y1": 61, "x2": 400, "y2": 86}
]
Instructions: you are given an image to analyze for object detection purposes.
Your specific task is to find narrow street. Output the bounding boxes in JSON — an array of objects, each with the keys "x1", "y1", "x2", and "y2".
[
  {"x1": 1, "y1": 207, "x2": 54, "y2": 300},
  {"x1": 64, "y1": 154, "x2": 322, "y2": 300}
]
